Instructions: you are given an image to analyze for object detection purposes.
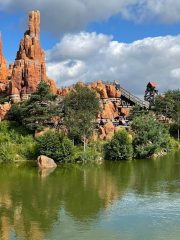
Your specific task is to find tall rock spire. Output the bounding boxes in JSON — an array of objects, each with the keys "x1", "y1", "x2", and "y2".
[
  {"x1": 6, "y1": 11, "x2": 57, "y2": 101},
  {"x1": 29, "y1": 11, "x2": 40, "y2": 40},
  {"x1": 0, "y1": 31, "x2": 7, "y2": 84}
]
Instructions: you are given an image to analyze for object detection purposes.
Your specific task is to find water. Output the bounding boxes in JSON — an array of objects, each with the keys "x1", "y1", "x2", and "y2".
[{"x1": 1, "y1": 150, "x2": 180, "y2": 240}]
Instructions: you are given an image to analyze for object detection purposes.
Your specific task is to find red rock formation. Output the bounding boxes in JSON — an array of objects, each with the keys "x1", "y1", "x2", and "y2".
[
  {"x1": 6, "y1": 11, "x2": 57, "y2": 100},
  {"x1": 121, "y1": 108, "x2": 131, "y2": 117},
  {"x1": 104, "y1": 122, "x2": 114, "y2": 135},
  {"x1": 98, "y1": 126, "x2": 106, "y2": 140},
  {"x1": 101, "y1": 102, "x2": 119, "y2": 119},
  {"x1": 7, "y1": 63, "x2": 13, "y2": 78},
  {"x1": 0, "y1": 32, "x2": 7, "y2": 84},
  {"x1": 37, "y1": 155, "x2": 57, "y2": 168},
  {"x1": 0, "y1": 102, "x2": 11, "y2": 120}
]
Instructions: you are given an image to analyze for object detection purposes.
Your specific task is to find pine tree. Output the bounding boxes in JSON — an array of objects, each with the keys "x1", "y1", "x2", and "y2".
[{"x1": 8, "y1": 80, "x2": 62, "y2": 132}]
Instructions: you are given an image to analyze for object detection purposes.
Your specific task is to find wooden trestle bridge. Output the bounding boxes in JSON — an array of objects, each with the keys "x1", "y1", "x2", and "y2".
[{"x1": 61, "y1": 81, "x2": 150, "y2": 110}]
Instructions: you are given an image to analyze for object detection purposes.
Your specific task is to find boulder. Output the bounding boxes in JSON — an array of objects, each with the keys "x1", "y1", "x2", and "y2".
[
  {"x1": 101, "y1": 102, "x2": 118, "y2": 119},
  {"x1": 98, "y1": 126, "x2": 106, "y2": 140},
  {"x1": 106, "y1": 85, "x2": 116, "y2": 98},
  {"x1": 104, "y1": 122, "x2": 114, "y2": 135},
  {"x1": 0, "y1": 102, "x2": 11, "y2": 120},
  {"x1": 121, "y1": 108, "x2": 131, "y2": 117},
  {"x1": 37, "y1": 155, "x2": 57, "y2": 168}
]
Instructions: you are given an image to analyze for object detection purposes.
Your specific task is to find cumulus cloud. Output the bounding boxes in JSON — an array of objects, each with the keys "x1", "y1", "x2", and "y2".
[
  {"x1": 46, "y1": 32, "x2": 180, "y2": 96},
  {"x1": 1, "y1": 0, "x2": 180, "y2": 34}
]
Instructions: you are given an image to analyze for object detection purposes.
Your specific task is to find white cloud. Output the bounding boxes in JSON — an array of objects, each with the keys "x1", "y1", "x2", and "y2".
[
  {"x1": 46, "y1": 32, "x2": 180, "y2": 95},
  {"x1": 1, "y1": 0, "x2": 180, "y2": 34},
  {"x1": 46, "y1": 32, "x2": 113, "y2": 62}
]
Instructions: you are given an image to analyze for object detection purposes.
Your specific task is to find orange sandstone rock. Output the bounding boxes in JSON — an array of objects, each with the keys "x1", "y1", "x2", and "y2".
[
  {"x1": 106, "y1": 85, "x2": 117, "y2": 98},
  {"x1": 47, "y1": 78, "x2": 57, "y2": 94},
  {"x1": 104, "y1": 122, "x2": 114, "y2": 135},
  {"x1": 101, "y1": 102, "x2": 119, "y2": 119},
  {"x1": 0, "y1": 102, "x2": 11, "y2": 120},
  {"x1": 121, "y1": 108, "x2": 131, "y2": 117},
  {"x1": 6, "y1": 11, "x2": 57, "y2": 99},
  {"x1": 98, "y1": 126, "x2": 106, "y2": 140},
  {"x1": 37, "y1": 155, "x2": 57, "y2": 168},
  {"x1": 61, "y1": 87, "x2": 70, "y2": 96},
  {"x1": 57, "y1": 88, "x2": 62, "y2": 95},
  {"x1": 76, "y1": 82, "x2": 85, "y2": 87},
  {"x1": 0, "y1": 32, "x2": 7, "y2": 84}
]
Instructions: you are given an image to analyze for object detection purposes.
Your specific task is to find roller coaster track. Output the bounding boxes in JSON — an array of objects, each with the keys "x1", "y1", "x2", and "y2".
[{"x1": 119, "y1": 85, "x2": 150, "y2": 109}]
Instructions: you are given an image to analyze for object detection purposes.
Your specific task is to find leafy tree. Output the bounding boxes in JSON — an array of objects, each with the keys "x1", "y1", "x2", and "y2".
[
  {"x1": 154, "y1": 92, "x2": 175, "y2": 118},
  {"x1": 131, "y1": 115, "x2": 172, "y2": 158},
  {"x1": 63, "y1": 84, "x2": 101, "y2": 151},
  {"x1": 37, "y1": 131, "x2": 74, "y2": 162},
  {"x1": 104, "y1": 129, "x2": 133, "y2": 161},
  {"x1": 8, "y1": 80, "x2": 62, "y2": 132},
  {"x1": 128, "y1": 105, "x2": 149, "y2": 121}
]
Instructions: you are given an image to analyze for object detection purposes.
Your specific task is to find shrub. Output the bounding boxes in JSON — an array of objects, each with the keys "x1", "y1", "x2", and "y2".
[
  {"x1": 131, "y1": 115, "x2": 173, "y2": 158},
  {"x1": 0, "y1": 99, "x2": 7, "y2": 105},
  {"x1": 0, "y1": 121, "x2": 39, "y2": 161},
  {"x1": 104, "y1": 129, "x2": 133, "y2": 161},
  {"x1": 37, "y1": 131, "x2": 74, "y2": 162}
]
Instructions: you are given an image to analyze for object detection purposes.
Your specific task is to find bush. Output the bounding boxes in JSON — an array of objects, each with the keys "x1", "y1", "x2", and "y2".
[
  {"x1": 0, "y1": 121, "x2": 39, "y2": 161},
  {"x1": 37, "y1": 131, "x2": 74, "y2": 162},
  {"x1": 0, "y1": 99, "x2": 7, "y2": 105},
  {"x1": 131, "y1": 115, "x2": 173, "y2": 158},
  {"x1": 104, "y1": 129, "x2": 133, "y2": 161}
]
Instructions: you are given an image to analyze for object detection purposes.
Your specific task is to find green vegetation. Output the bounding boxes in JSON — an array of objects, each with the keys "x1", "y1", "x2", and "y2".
[
  {"x1": 63, "y1": 84, "x2": 101, "y2": 151},
  {"x1": 1, "y1": 81, "x2": 180, "y2": 162},
  {"x1": 131, "y1": 115, "x2": 172, "y2": 158},
  {"x1": 0, "y1": 121, "x2": 39, "y2": 161},
  {"x1": 37, "y1": 131, "x2": 74, "y2": 163},
  {"x1": 0, "y1": 99, "x2": 8, "y2": 105},
  {"x1": 154, "y1": 89, "x2": 180, "y2": 120},
  {"x1": 104, "y1": 129, "x2": 133, "y2": 160},
  {"x1": 8, "y1": 80, "x2": 62, "y2": 132},
  {"x1": 128, "y1": 105, "x2": 149, "y2": 121}
]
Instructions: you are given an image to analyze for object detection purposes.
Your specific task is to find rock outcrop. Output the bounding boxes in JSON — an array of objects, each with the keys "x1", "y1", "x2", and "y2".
[
  {"x1": 0, "y1": 32, "x2": 7, "y2": 87},
  {"x1": 0, "y1": 102, "x2": 11, "y2": 121},
  {"x1": 37, "y1": 155, "x2": 57, "y2": 168},
  {"x1": 5, "y1": 11, "x2": 57, "y2": 102}
]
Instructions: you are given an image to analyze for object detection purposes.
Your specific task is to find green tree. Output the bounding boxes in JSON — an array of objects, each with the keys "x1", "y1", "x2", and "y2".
[
  {"x1": 63, "y1": 84, "x2": 101, "y2": 151},
  {"x1": 131, "y1": 115, "x2": 172, "y2": 158},
  {"x1": 8, "y1": 80, "x2": 62, "y2": 132},
  {"x1": 104, "y1": 129, "x2": 133, "y2": 161},
  {"x1": 37, "y1": 131, "x2": 74, "y2": 162},
  {"x1": 128, "y1": 105, "x2": 149, "y2": 121}
]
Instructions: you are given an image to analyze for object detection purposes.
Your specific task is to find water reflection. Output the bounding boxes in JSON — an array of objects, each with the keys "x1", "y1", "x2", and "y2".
[{"x1": 0, "y1": 150, "x2": 180, "y2": 239}]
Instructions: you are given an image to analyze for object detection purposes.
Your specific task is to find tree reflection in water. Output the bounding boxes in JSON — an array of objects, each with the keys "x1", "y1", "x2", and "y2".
[{"x1": 0, "y1": 150, "x2": 180, "y2": 240}]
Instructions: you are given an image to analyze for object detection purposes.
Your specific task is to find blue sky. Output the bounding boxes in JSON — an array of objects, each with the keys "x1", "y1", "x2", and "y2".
[{"x1": 1, "y1": 0, "x2": 180, "y2": 95}]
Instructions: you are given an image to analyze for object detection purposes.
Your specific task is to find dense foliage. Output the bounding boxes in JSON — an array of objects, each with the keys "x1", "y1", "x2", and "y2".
[
  {"x1": 37, "y1": 131, "x2": 74, "y2": 162},
  {"x1": 63, "y1": 84, "x2": 101, "y2": 151},
  {"x1": 8, "y1": 80, "x2": 61, "y2": 132},
  {"x1": 104, "y1": 129, "x2": 133, "y2": 160},
  {"x1": 0, "y1": 121, "x2": 39, "y2": 161},
  {"x1": 131, "y1": 115, "x2": 173, "y2": 158},
  {"x1": 128, "y1": 105, "x2": 149, "y2": 121},
  {"x1": 154, "y1": 89, "x2": 180, "y2": 120}
]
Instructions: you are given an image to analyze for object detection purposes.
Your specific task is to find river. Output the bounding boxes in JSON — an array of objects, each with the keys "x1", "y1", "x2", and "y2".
[{"x1": 1, "y1": 150, "x2": 180, "y2": 240}]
